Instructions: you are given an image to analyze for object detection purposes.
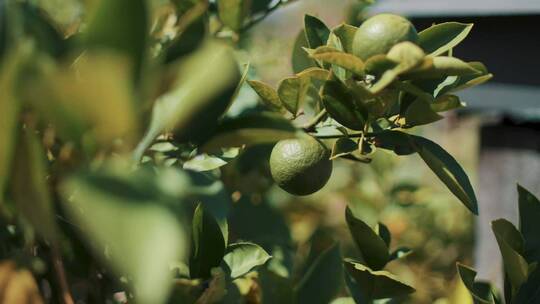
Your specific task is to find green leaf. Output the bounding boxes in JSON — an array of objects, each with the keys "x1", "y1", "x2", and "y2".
[
  {"x1": 201, "y1": 112, "x2": 297, "y2": 152},
  {"x1": 295, "y1": 243, "x2": 343, "y2": 304},
  {"x1": 405, "y1": 56, "x2": 481, "y2": 79},
  {"x1": 345, "y1": 207, "x2": 390, "y2": 270},
  {"x1": 491, "y1": 219, "x2": 529, "y2": 297},
  {"x1": 278, "y1": 76, "x2": 310, "y2": 116},
  {"x1": 322, "y1": 77, "x2": 367, "y2": 130},
  {"x1": 418, "y1": 22, "x2": 474, "y2": 56},
  {"x1": 304, "y1": 15, "x2": 330, "y2": 49},
  {"x1": 83, "y1": 0, "x2": 148, "y2": 78},
  {"x1": 296, "y1": 67, "x2": 331, "y2": 81},
  {"x1": 344, "y1": 260, "x2": 415, "y2": 300},
  {"x1": 135, "y1": 42, "x2": 240, "y2": 159},
  {"x1": 332, "y1": 23, "x2": 358, "y2": 54},
  {"x1": 440, "y1": 62, "x2": 493, "y2": 94},
  {"x1": 431, "y1": 94, "x2": 465, "y2": 112},
  {"x1": 411, "y1": 135, "x2": 478, "y2": 214},
  {"x1": 183, "y1": 154, "x2": 228, "y2": 172},
  {"x1": 259, "y1": 269, "x2": 295, "y2": 304},
  {"x1": 399, "y1": 98, "x2": 443, "y2": 127},
  {"x1": 221, "y1": 242, "x2": 271, "y2": 279},
  {"x1": 217, "y1": 0, "x2": 250, "y2": 31},
  {"x1": 292, "y1": 31, "x2": 317, "y2": 74},
  {"x1": 190, "y1": 203, "x2": 226, "y2": 279},
  {"x1": 331, "y1": 137, "x2": 358, "y2": 160},
  {"x1": 11, "y1": 127, "x2": 58, "y2": 242},
  {"x1": 373, "y1": 131, "x2": 415, "y2": 156},
  {"x1": 331, "y1": 298, "x2": 356, "y2": 304},
  {"x1": 457, "y1": 263, "x2": 497, "y2": 304},
  {"x1": 59, "y1": 167, "x2": 188, "y2": 304},
  {"x1": 517, "y1": 185, "x2": 540, "y2": 263},
  {"x1": 377, "y1": 223, "x2": 391, "y2": 248},
  {"x1": 515, "y1": 266, "x2": 540, "y2": 304},
  {"x1": 311, "y1": 47, "x2": 365, "y2": 77},
  {"x1": 247, "y1": 80, "x2": 285, "y2": 112}
]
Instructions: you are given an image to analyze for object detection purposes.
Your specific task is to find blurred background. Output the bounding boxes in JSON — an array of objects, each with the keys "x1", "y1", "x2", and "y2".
[{"x1": 34, "y1": 0, "x2": 540, "y2": 302}]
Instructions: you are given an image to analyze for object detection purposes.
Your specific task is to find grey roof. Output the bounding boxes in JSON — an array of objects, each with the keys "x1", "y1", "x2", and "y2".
[{"x1": 371, "y1": 0, "x2": 540, "y2": 17}]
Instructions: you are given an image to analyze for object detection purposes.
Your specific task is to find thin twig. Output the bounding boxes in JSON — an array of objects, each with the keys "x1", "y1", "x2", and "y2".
[
  {"x1": 51, "y1": 245, "x2": 75, "y2": 304},
  {"x1": 313, "y1": 132, "x2": 376, "y2": 139}
]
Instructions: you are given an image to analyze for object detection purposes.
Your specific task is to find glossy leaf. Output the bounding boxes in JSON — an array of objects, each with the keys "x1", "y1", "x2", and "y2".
[
  {"x1": 332, "y1": 23, "x2": 358, "y2": 54},
  {"x1": 221, "y1": 242, "x2": 271, "y2": 279},
  {"x1": 304, "y1": 15, "x2": 330, "y2": 49},
  {"x1": 344, "y1": 260, "x2": 415, "y2": 300},
  {"x1": 399, "y1": 98, "x2": 443, "y2": 127},
  {"x1": 331, "y1": 137, "x2": 358, "y2": 160},
  {"x1": 345, "y1": 207, "x2": 390, "y2": 270},
  {"x1": 517, "y1": 185, "x2": 540, "y2": 263},
  {"x1": 311, "y1": 47, "x2": 365, "y2": 77},
  {"x1": 411, "y1": 135, "x2": 478, "y2": 214},
  {"x1": 83, "y1": 0, "x2": 148, "y2": 78},
  {"x1": 190, "y1": 203, "x2": 226, "y2": 279},
  {"x1": 491, "y1": 219, "x2": 529, "y2": 297},
  {"x1": 373, "y1": 131, "x2": 415, "y2": 156},
  {"x1": 431, "y1": 94, "x2": 465, "y2": 112},
  {"x1": 457, "y1": 263, "x2": 497, "y2": 304},
  {"x1": 405, "y1": 56, "x2": 480, "y2": 79},
  {"x1": 12, "y1": 128, "x2": 58, "y2": 242},
  {"x1": 295, "y1": 244, "x2": 343, "y2": 304},
  {"x1": 292, "y1": 31, "x2": 317, "y2": 74},
  {"x1": 418, "y1": 22, "x2": 474, "y2": 56},
  {"x1": 201, "y1": 112, "x2": 297, "y2": 152},
  {"x1": 59, "y1": 168, "x2": 188, "y2": 304},
  {"x1": 217, "y1": 0, "x2": 250, "y2": 31},
  {"x1": 278, "y1": 76, "x2": 310, "y2": 116},
  {"x1": 247, "y1": 80, "x2": 285, "y2": 112},
  {"x1": 322, "y1": 77, "x2": 367, "y2": 130}
]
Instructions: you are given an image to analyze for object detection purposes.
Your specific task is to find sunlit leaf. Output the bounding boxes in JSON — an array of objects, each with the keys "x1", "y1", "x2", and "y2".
[
  {"x1": 217, "y1": 0, "x2": 250, "y2": 32},
  {"x1": 278, "y1": 76, "x2": 310, "y2": 116},
  {"x1": 389, "y1": 247, "x2": 412, "y2": 261},
  {"x1": 332, "y1": 23, "x2": 358, "y2": 54},
  {"x1": 247, "y1": 80, "x2": 285, "y2": 112},
  {"x1": 405, "y1": 56, "x2": 480, "y2": 79},
  {"x1": 418, "y1": 22, "x2": 474, "y2": 56},
  {"x1": 311, "y1": 47, "x2": 365, "y2": 77},
  {"x1": 190, "y1": 203, "x2": 226, "y2": 279},
  {"x1": 221, "y1": 242, "x2": 271, "y2": 279},
  {"x1": 457, "y1": 263, "x2": 497, "y2": 304},
  {"x1": 295, "y1": 244, "x2": 342, "y2": 304}
]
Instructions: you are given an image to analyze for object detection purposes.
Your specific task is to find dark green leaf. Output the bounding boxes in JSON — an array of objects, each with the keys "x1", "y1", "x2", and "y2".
[
  {"x1": 304, "y1": 15, "x2": 330, "y2": 49},
  {"x1": 418, "y1": 22, "x2": 474, "y2": 56},
  {"x1": 331, "y1": 137, "x2": 358, "y2": 160},
  {"x1": 399, "y1": 98, "x2": 443, "y2": 127},
  {"x1": 322, "y1": 77, "x2": 367, "y2": 130},
  {"x1": 164, "y1": 3, "x2": 207, "y2": 63},
  {"x1": 278, "y1": 76, "x2": 310, "y2": 116},
  {"x1": 373, "y1": 131, "x2": 415, "y2": 156},
  {"x1": 431, "y1": 94, "x2": 465, "y2": 112},
  {"x1": 292, "y1": 31, "x2": 317, "y2": 74},
  {"x1": 83, "y1": 0, "x2": 148, "y2": 78},
  {"x1": 217, "y1": 0, "x2": 250, "y2": 31},
  {"x1": 491, "y1": 219, "x2": 529, "y2": 297},
  {"x1": 201, "y1": 112, "x2": 297, "y2": 152},
  {"x1": 345, "y1": 207, "x2": 389, "y2": 270},
  {"x1": 344, "y1": 260, "x2": 415, "y2": 300},
  {"x1": 457, "y1": 263, "x2": 496, "y2": 304},
  {"x1": 247, "y1": 80, "x2": 285, "y2": 112},
  {"x1": 411, "y1": 135, "x2": 478, "y2": 214},
  {"x1": 221, "y1": 242, "x2": 271, "y2": 279},
  {"x1": 259, "y1": 269, "x2": 294, "y2": 304},
  {"x1": 295, "y1": 243, "x2": 343, "y2": 304},
  {"x1": 389, "y1": 247, "x2": 412, "y2": 261},
  {"x1": 517, "y1": 185, "x2": 540, "y2": 263},
  {"x1": 190, "y1": 204, "x2": 226, "y2": 279},
  {"x1": 377, "y1": 223, "x2": 391, "y2": 248},
  {"x1": 515, "y1": 266, "x2": 540, "y2": 304}
]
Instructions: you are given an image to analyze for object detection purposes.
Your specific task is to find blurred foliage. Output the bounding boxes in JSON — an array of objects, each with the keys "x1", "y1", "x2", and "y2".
[{"x1": 0, "y1": 0, "x2": 500, "y2": 303}]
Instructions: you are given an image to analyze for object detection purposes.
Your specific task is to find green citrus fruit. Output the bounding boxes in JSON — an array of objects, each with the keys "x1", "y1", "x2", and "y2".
[
  {"x1": 269, "y1": 136, "x2": 332, "y2": 196},
  {"x1": 352, "y1": 14, "x2": 418, "y2": 60}
]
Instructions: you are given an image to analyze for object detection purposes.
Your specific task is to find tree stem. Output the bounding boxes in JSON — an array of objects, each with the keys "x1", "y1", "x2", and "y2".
[{"x1": 52, "y1": 245, "x2": 75, "y2": 304}]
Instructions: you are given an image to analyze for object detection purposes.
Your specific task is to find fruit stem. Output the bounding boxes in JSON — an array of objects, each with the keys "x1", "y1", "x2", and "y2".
[{"x1": 302, "y1": 109, "x2": 328, "y2": 132}]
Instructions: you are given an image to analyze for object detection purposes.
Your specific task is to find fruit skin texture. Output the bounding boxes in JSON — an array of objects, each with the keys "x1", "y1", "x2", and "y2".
[
  {"x1": 269, "y1": 136, "x2": 332, "y2": 196},
  {"x1": 352, "y1": 14, "x2": 419, "y2": 60}
]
